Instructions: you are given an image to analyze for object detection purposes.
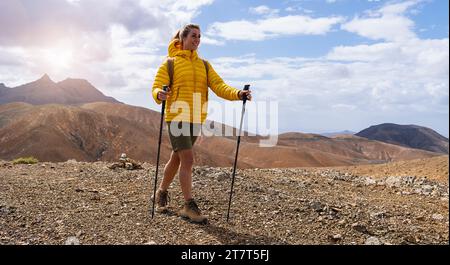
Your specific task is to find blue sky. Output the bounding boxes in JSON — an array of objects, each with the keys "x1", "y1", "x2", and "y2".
[
  {"x1": 198, "y1": 0, "x2": 448, "y2": 57},
  {"x1": 0, "y1": 0, "x2": 448, "y2": 137}
]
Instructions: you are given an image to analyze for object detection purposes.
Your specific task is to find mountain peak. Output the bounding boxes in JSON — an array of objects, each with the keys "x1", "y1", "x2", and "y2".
[
  {"x1": 1, "y1": 75, "x2": 120, "y2": 105},
  {"x1": 38, "y1": 74, "x2": 54, "y2": 84},
  {"x1": 356, "y1": 123, "x2": 449, "y2": 154}
]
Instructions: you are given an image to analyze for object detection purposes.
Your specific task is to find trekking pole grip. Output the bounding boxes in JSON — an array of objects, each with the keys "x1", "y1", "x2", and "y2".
[
  {"x1": 160, "y1": 85, "x2": 168, "y2": 108},
  {"x1": 242, "y1": 84, "x2": 250, "y2": 103}
]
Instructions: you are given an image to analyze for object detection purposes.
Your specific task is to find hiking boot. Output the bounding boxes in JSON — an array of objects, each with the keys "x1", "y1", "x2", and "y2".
[
  {"x1": 151, "y1": 189, "x2": 170, "y2": 213},
  {"x1": 179, "y1": 199, "x2": 208, "y2": 223}
]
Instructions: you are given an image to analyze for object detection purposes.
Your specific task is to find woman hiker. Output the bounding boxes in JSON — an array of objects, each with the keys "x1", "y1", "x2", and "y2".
[{"x1": 151, "y1": 24, "x2": 252, "y2": 223}]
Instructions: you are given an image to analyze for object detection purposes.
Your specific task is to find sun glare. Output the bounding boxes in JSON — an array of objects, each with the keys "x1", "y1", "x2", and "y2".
[{"x1": 44, "y1": 47, "x2": 74, "y2": 69}]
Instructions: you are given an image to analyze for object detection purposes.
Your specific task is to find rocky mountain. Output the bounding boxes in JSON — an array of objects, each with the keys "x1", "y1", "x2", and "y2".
[
  {"x1": 0, "y1": 102, "x2": 442, "y2": 167},
  {"x1": 0, "y1": 77, "x2": 445, "y2": 167},
  {"x1": 356, "y1": 123, "x2": 449, "y2": 154},
  {"x1": 0, "y1": 74, "x2": 120, "y2": 105}
]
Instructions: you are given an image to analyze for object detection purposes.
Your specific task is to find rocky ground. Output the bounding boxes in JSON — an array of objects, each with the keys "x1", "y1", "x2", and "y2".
[
  {"x1": 0, "y1": 158, "x2": 448, "y2": 245},
  {"x1": 331, "y1": 156, "x2": 449, "y2": 184}
]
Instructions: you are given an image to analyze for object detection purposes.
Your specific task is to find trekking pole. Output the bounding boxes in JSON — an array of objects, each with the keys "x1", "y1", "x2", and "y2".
[
  {"x1": 226, "y1": 84, "x2": 250, "y2": 222},
  {"x1": 151, "y1": 85, "x2": 168, "y2": 219}
]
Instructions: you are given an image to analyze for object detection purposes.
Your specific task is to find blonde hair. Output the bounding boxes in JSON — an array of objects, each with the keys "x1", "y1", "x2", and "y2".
[{"x1": 172, "y1": 24, "x2": 201, "y2": 46}]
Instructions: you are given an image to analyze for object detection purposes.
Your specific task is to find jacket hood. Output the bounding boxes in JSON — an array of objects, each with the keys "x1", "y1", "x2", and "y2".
[{"x1": 168, "y1": 39, "x2": 199, "y2": 60}]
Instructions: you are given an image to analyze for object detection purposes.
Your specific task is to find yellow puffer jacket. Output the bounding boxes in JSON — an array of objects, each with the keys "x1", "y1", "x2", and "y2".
[{"x1": 152, "y1": 39, "x2": 241, "y2": 123}]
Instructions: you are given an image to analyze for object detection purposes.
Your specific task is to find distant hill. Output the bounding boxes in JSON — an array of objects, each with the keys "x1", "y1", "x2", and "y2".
[
  {"x1": 0, "y1": 74, "x2": 120, "y2": 105},
  {"x1": 356, "y1": 123, "x2": 449, "y2": 154},
  {"x1": 0, "y1": 102, "x2": 442, "y2": 167},
  {"x1": 320, "y1": 130, "x2": 356, "y2": 138},
  {"x1": 0, "y1": 83, "x2": 6, "y2": 97},
  {"x1": 0, "y1": 77, "x2": 445, "y2": 167},
  {"x1": 0, "y1": 102, "x2": 439, "y2": 168}
]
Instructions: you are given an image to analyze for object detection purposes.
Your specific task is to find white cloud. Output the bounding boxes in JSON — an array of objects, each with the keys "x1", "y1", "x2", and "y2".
[
  {"x1": 249, "y1": 5, "x2": 280, "y2": 17},
  {"x1": 341, "y1": 0, "x2": 421, "y2": 42},
  {"x1": 206, "y1": 15, "x2": 344, "y2": 41},
  {"x1": 0, "y1": 0, "x2": 215, "y2": 48},
  {"x1": 206, "y1": 34, "x2": 448, "y2": 133},
  {"x1": 0, "y1": 0, "x2": 159, "y2": 47},
  {"x1": 0, "y1": 0, "x2": 448, "y2": 136},
  {"x1": 0, "y1": 0, "x2": 214, "y2": 110},
  {"x1": 0, "y1": 47, "x2": 33, "y2": 86},
  {"x1": 162, "y1": 0, "x2": 214, "y2": 11},
  {"x1": 332, "y1": 104, "x2": 357, "y2": 110},
  {"x1": 200, "y1": 36, "x2": 225, "y2": 46},
  {"x1": 250, "y1": 5, "x2": 271, "y2": 15},
  {"x1": 285, "y1": 7, "x2": 295, "y2": 12},
  {"x1": 327, "y1": 42, "x2": 401, "y2": 62},
  {"x1": 285, "y1": 5, "x2": 314, "y2": 14},
  {"x1": 378, "y1": 0, "x2": 420, "y2": 15}
]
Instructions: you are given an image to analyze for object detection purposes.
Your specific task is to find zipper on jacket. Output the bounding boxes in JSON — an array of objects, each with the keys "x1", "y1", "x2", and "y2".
[
  {"x1": 191, "y1": 56, "x2": 196, "y2": 94},
  {"x1": 191, "y1": 53, "x2": 197, "y2": 122}
]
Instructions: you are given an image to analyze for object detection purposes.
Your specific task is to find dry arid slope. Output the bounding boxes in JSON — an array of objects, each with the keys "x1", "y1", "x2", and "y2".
[
  {"x1": 0, "y1": 156, "x2": 448, "y2": 245},
  {"x1": 331, "y1": 155, "x2": 449, "y2": 184},
  {"x1": 0, "y1": 102, "x2": 442, "y2": 168}
]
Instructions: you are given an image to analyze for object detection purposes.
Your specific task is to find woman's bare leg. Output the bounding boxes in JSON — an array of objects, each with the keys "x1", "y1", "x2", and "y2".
[
  {"x1": 177, "y1": 148, "x2": 194, "y2": 201},
  {"x1": 159, "y1": 151, "x2": 180, "y2": 191}
]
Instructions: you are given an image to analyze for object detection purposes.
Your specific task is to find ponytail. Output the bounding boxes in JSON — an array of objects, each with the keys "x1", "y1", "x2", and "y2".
[
  {"x1": 172, "y1": 29, "x2": 181, "y2": 42},
  {"x1": 171, "y1": 24, "x2": 200, "y2": 45}
]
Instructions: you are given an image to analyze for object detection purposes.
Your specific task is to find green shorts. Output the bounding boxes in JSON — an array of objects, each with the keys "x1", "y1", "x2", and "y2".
[{"x1": 166, "y1": 121, "x2": 201, "y2": 152}]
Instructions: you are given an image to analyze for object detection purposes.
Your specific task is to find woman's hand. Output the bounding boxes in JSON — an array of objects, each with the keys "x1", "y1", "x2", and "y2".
[
  {"x1": 238, "y1": 89, "x2": 252, "y2": 101},
  {"x1": 157, "y1": 87, "x2": 171, "y2": 101}
]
